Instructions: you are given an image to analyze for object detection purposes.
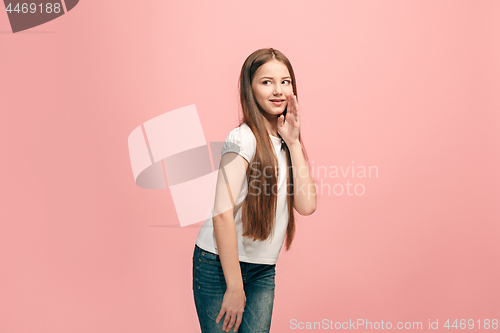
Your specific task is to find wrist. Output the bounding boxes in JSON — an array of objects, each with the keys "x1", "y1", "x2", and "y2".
[
  {"x1": 286, "y1": 139, "x2": 301, "y2": 149},
  {"x1": 227, "y1": 283, "x2": 244, "y2": 292},
  {"x1": 287, "y1": 139, "x2": 301, "y2": 148}
]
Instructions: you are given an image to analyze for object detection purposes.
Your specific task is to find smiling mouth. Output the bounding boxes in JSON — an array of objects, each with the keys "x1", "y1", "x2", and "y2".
[{"x1": 270, "y1": 99, "x2": 285, "y2": 106}]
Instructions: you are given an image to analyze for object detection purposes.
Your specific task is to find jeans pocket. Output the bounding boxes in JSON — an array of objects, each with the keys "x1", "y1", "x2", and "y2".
[{"x1": 196, "y1": 259, "x2": 226, "y2": 296}]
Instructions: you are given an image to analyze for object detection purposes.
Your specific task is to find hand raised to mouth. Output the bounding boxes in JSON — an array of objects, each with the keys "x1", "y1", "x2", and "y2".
[{"x1": 277, "y1": 92, "x2": 300, "y2": 146}]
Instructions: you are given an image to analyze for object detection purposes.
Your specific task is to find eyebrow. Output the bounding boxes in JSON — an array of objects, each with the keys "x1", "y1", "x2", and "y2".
[{"x1": 260, "y1": 76, "x2": 291, "y2": 80}]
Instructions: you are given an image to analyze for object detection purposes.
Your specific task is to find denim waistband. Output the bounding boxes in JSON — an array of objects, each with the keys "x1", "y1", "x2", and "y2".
[{"x1": 194, "y1": 244, "x2": 276, "y2": 267}]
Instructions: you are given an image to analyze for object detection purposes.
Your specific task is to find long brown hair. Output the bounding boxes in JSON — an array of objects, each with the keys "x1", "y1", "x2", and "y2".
[{"x1": 237, "y1": 48, "x2": 312, "y2": 251}]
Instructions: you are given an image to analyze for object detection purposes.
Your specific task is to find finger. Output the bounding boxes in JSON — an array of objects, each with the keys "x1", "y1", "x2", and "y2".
[
  {"x1": 288, "y1": 92, "x2": 294, "y2": 111},
  {"x1": 234, "y1": 313, "x2": 243, "y2": 332},
  {"x1": 293, "y1": 94, "x2": 298, "y2": 117},
  {"x1": 287, "y1": 92, "x2": 294, "y2": 111},
  {"x1": 293, "y1": 98, "x2": 299, "y2": 118},
  {"x1": 223, "y1": 313, "x2": 232, "y2": 331},
  {"x1": 291, "y1": 96, "x2": 299, "y2": 124},
  {"x1": 216, "y1": 308, "x2": 225, "y2": 324},
  {"x1": 287, "y1": 102, "x2": 296, "y2": 122},
  {"x1": 226, "y1": 314, "x2": 236, "y2": 332}
]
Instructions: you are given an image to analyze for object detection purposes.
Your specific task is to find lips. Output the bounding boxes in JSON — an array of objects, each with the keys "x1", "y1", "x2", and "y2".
[{"x1": 270, "y1": 99, "x2": 284, "y2": 106}]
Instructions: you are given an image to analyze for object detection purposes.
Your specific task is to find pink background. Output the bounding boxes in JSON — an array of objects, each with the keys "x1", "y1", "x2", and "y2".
[{"x1": 1, "y1": 0, "x2": 499, "y2": 332}]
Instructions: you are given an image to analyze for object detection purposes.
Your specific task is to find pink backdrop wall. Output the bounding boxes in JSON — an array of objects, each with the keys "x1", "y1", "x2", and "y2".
[{"x1": 1, "y1": 0, "x2": 499, "y2": 332}]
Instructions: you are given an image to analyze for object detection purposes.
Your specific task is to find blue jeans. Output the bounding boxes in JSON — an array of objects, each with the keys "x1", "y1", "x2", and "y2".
[{"x1": 193, "y1": 244, "x2": 276, "y2": 333}]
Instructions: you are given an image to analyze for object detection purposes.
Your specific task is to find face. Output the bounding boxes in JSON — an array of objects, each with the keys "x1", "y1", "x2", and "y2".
[{"x1": 251, "y1": 60, "x2": 293, "y2": 117}]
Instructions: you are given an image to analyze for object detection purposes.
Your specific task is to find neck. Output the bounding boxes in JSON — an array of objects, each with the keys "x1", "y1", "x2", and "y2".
[{"x1": 261, "y1": 112, "x2": 279, "y2": 137}]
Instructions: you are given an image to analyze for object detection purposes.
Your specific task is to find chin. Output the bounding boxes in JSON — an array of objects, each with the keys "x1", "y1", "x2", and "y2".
[{"x1": 269, "y1": 107, "x2": 286, "y2": 113}]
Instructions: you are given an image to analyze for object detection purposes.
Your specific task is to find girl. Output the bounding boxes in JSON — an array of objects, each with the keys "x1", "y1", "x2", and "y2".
[{"x1": 193, "y1": 48, "x2": 317, "y2": 333}]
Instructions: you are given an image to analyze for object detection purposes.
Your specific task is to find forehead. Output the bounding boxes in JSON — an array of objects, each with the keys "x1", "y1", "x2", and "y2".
[{"x1": 255, "y1": 60, "x2": 290, "y2": 78}]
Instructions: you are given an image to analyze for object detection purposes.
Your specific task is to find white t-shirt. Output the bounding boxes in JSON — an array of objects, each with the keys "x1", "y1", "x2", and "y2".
[{"x1": 195, "y1": 122, "x2": 289, "y2": 264}]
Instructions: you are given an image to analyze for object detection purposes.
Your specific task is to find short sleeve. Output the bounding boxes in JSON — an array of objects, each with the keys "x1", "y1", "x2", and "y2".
[{"x1": 221, "y1": 124, "x2": 257, "y2": 163}]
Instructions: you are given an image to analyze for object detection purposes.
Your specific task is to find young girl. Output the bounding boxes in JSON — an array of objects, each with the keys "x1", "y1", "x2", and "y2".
[{"x1": 193, "y1": 48, "x2": 317, "y2": 333}]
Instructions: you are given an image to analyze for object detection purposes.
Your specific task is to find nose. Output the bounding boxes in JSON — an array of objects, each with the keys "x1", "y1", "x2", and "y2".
[{"x1": 273, "y1": 84, "x2": 283, "y2": 96}]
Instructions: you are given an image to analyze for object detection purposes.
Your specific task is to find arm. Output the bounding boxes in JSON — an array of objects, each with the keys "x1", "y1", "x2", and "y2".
[
  {"x1": 212, "y1": 152, "x2": 249, "y2": 330},
  {"x1": 288, "y1": 141, "x2": 317, "y2": 216},
  {"x1": 278, "y1": 92, "x2": 317, "y2": 216}
]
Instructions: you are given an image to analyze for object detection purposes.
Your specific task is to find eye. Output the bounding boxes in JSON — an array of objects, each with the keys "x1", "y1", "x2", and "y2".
[
  {"x1": 283, "y1": 80, "x2": 291, "y2": 84},
  {"x1": 262, "y1": 80, "x2": 271, "y2": 85}
]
